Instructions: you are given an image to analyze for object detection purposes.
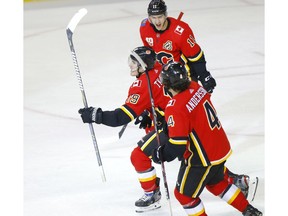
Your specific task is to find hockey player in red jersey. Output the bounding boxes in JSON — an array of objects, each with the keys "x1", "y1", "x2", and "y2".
[
  {"x1": 140, "y1": 0, "x2": 216, "y2": 93},
  {"x1": 135, "y1": 0, "x2": 254, "y2": 202},
  {"x1": 78, "y1": 46, "x2": 169, "y2": 128},
  {"x1": 150, "y1": 62, "x2": 262, "y2": 216},
  {"x1": 79, "y1": 46, "x2": 256, "y2": 212}
]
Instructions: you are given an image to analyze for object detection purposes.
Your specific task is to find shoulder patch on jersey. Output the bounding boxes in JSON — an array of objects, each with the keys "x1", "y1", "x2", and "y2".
[
  {"x1": 167, "y1": 99, "x2": 176, "y2": 107},
  {"x1": 132, "y1": 80, "x2": 142, "y2": 87},
  {"x1": 141, "y1": 18, "x2": 148, "y2": 27},
  {"x1": 174, "y1": 25, "x2": 184, "y2": 35}
]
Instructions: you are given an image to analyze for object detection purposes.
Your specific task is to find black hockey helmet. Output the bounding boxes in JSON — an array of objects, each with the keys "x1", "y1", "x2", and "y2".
[
  {"x1": 130, "y1": 46, "x2": 156, "y2": 71},
  {"x1": 161, "y1": 62, "x2": 190, "y2": 91},
  {"x1": 147, "y1": 0, "x2": 167, "y2": 16}
]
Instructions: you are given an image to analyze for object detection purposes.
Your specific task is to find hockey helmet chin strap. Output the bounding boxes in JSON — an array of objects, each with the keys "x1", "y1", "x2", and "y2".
[{"x1": 131, "y1": 50, "x2": 148, "y2": 72}]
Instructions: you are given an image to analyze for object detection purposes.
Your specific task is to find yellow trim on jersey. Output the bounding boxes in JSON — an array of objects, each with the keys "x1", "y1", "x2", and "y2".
[
  {"x1": 120, "y1": 106, "x2": 134, "y2": 121},
  {"x1": 181, "y1": 54, "x2": 188, "y2": 64},
  {"x1": 155, "y1": 107, "x2": 165, "y2": 116},
  {"x1": 141, "y1": 133, "x2": 157, "y2": 151},
  {"x1": 179, "y1": 165, "x2": 211, "y2": 198},
  {"x1": 210, "y1": 149, "x2": 232, "y2": 165},
  {"x1": 188, "y1": 50, "x2": 203, "y2": 62},
  {"x1": 192, "y1": 166, "x2": 211, "y2": 198},
  {"x1": 169, "y1": 138, "x2": 187, "y2": 145},
  {"x1": 189, "y1": 133, "x2": 208, "y2": 166},
  {"x1": 180, "y1": 54, "x2": 192, "y2": 80},
  {"x1": 180, "y1": 165, "x2": 190, "y2": 194}
]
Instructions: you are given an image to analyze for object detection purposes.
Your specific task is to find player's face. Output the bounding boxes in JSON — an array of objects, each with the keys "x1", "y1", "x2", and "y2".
[
  {"x1": 128, "y1": 57, "x2": 141, "y2": 77},
  {"x1": 149, "y1": 14, "x2": 167, "y2": 31}
]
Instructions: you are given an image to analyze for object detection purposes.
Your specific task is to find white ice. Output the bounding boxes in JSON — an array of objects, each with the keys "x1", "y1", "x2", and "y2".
[{"x1": 23, "y1": 0, "x2": 264, "y2": 215}]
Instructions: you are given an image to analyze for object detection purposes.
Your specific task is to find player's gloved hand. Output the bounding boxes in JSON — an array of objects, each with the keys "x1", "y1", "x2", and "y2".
[
  {"x1": 151, "y1": 145, "x2": 165, "y2": 164},
  {"x1": 135, "y1": 110, "x2": 152, "y2": 129},
  {"x1": 199, "y1": 71, "x2": 216, "y2": 93},
  {"x1": 78, "y1": 107, "x2": 102, "y2": 124}
]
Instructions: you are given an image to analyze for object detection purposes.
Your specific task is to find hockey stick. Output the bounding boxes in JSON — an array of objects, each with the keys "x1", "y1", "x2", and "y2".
[
  {"x1": 118, "y1": 123, "x2": 128, "y2": 139},
  {"x1": 66, "y1": 8, "x2": 106, "y2": 182},
  {"x1": 144, "y1": 71, "x2": 173, "y2": 216},
  {"x1": 177, "y1": 11, "x2": 184, "y2": 21},
  {"x1": 131, "y1": 51, "x2": 173, "y2": 216}
]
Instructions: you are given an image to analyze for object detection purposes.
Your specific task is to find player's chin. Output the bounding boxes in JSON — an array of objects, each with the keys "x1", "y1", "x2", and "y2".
[
  {"x1": 155, "y1": 25, "x2": 162, "y2": 30},
  {"x1": 130, "y1": 71, "x2": 138, "y2": 77}
]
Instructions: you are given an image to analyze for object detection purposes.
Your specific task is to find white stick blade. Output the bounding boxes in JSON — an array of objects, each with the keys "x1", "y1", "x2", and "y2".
[{"x1": 66, "y1": 8, "x2": 88, "y2": 33}]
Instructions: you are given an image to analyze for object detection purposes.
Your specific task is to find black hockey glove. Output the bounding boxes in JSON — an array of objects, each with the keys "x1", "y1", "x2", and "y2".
[
  {"x1": 151, "y1": 145, "x2": 165, "y2": 164},
  {"x1": 78, "y1": 107, "x2": 102, "y2": 124},
  {"x1": 198, "y1": 71, "x2": 216, "y2": 93},
  {"x1": 135, "y1": 110, "x2": 152, "y2": 129}
]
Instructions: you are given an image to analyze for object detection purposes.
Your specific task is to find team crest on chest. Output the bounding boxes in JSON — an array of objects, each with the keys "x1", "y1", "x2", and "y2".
[{"x1": 163, "y1": 40, "x2": 173, "y2": 51}]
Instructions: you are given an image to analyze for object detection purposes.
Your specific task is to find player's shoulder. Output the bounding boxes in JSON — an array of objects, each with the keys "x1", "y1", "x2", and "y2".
[
  {"x1": 140, "y1": 18, "x2": 149, "y2": 28},
  {"x1": 169, "y1": 17, "x2": 190, "y2": 27},
  {"x1": 129, "y1": 75, "x2": 147, "y2": 90},
  {"x1": 168, "y1": 17, "x2": 191, "y2": 34},
  {"x1": 170, "y1": 87, "x2": 193, "y2": 106},
  {"x1": 165, "y1": 98, "x2": 185, "y2": 117},
  {"x1": 166, "y1": 98, "x2": 176, "y2": 108},
  {"x1": 150, "y1": 66, "x2": 161, "y2": 77},
  {"x1": 140, "y1": 18, "x2": 152, "y2": 35}
]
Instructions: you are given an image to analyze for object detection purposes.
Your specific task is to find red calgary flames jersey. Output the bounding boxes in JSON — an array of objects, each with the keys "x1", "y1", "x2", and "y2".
[
  {"x1": 164, "y1": 81, "x2": 232, "y2": 166},
  {"x1": 121, "y1": 68, "x2": 170, "y2": 120},
  {"x1": 140, "y1": 17, "x2": 202, "y2": 67}
]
